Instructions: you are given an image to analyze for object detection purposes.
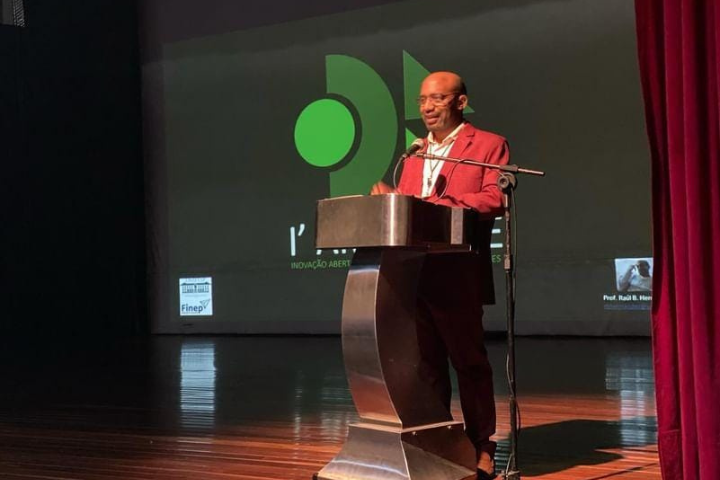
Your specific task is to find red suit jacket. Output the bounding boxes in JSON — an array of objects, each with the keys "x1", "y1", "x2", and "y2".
[
  {"x1": 397, "y1": 123, "x2": 510, "y2": 305},
  {"x1": 397, "y1": 123, "x2": 510, "y2": 218}
]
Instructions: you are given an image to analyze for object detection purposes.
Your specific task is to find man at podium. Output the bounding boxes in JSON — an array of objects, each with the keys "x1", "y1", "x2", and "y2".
[{"x1": 371, "y1": 71, "x2": 510, "y2": 479}]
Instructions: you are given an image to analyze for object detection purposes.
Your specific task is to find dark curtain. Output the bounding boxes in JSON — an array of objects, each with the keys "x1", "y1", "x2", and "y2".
[{"x1": 635, "y1": 0, "x2": 720, "y2": 478}]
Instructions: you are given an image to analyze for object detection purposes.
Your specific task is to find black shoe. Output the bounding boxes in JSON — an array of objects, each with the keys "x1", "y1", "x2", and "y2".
[{"x1": 476, "y1": 468, "x2": 497, "y2": 480}]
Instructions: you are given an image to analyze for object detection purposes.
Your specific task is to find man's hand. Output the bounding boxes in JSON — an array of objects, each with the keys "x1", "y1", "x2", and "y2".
[{"x1": 370, "y1": 181, "x2": 397, "y2": 195}]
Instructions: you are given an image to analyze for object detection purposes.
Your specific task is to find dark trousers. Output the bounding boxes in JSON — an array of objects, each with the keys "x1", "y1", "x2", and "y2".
[{"x1": 416, "y1": 252, "x2": 496, "y2": 456}]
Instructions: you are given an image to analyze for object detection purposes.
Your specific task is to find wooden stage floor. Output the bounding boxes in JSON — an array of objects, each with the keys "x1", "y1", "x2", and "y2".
[{"x1": 0, "y1": 336, "x2": 658, "y2": 479}]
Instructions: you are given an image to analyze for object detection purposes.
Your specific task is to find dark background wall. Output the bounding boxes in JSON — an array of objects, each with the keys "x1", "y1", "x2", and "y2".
[
  {"x1": 142, "y1": 0, "x2": 651, "y2": 335},
  {"x1": 0, "y1": 0, "x2": 145, "y2": 340}
]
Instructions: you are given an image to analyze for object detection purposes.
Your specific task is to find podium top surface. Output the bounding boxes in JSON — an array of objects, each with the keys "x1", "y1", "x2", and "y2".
[{"x1": 315, "y1": 194, "x2": 471, "y2": 249}]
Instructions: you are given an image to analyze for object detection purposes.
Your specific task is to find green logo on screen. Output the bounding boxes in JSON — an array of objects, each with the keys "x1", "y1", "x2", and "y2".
[{"x1": 293, "y1": 52, "x2": 474, "y2": 197}]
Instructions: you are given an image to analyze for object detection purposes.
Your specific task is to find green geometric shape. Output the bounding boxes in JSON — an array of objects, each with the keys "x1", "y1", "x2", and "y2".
[
  {"x1": 403, "y1": 51, "x2": 431, "y2": 121},
  {"x1": 326, "y1": 55, "x2": 398, "y2": 197},
  {"x1": 403, "y1": 50, "x2": 474, "y2": 120},
  {"x1": 295, "y1": 98, "x2": 355, "y2": 168},
  {"x1": 405, "y1": 128, "x2": 419, "y2": 148}
]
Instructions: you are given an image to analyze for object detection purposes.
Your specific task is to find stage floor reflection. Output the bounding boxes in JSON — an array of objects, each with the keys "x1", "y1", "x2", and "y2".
[{"x1": 0, "y1": 336, "x2": 658, "y2": 479}]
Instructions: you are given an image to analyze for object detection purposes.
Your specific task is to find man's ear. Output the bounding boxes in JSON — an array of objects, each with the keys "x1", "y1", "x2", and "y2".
[{"x1": 457, "y1": 94, "x2": 469, "y2": 111}]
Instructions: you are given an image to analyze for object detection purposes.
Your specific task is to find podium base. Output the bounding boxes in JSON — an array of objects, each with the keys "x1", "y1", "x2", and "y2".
[{"x1": 315, "y1": 421, "x2": 476, "y2": 480}]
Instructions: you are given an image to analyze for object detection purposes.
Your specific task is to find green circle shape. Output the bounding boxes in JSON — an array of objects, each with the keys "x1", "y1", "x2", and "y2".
[{"x1": 294, "y1": 98, "x2": 355, "y2": 168}]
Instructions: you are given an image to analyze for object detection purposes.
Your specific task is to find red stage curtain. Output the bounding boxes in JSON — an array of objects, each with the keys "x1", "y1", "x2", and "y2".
[{"x1": 635, "y1": 0, "x2": 720, "y2": 478}]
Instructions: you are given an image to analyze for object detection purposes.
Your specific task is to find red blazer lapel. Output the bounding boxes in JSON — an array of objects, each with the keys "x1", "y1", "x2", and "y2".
[
  {"x1": 438, "y1": 124, "x2": 474, "y2": 178},
  {"x1": 433, "y1": 123, "x2": 475, "y2": 199}
]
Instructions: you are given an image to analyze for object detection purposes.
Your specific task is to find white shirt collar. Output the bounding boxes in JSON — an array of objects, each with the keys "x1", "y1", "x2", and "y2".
[{"x1": 427, "y1": 121, "x2": 467, "y2": 146}]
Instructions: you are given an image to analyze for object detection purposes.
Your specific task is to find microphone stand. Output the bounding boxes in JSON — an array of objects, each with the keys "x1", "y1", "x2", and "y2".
[
  {"x1": 499, "y1": 171, "x2": 520, "y2": 480},
  {"x1": 416, "y1": 152, "x2": 545, "y2": 480},
  {"x1": 416, "y1": 152, "x2": 545, "y2": 177}
]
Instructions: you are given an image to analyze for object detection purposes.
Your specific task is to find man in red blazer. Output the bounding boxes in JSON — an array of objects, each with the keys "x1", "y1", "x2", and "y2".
[{"x1": 371, "y1": 71, "x2": 509, "y2": 480}]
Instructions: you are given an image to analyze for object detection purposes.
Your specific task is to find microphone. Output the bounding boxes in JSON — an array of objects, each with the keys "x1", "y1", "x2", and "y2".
[
  {"x1": 392, "y1": 138, "x2": 426, "y2": 189},
  {"x1": 399, "y1": 138, "x2": 425, "y2": 161}
]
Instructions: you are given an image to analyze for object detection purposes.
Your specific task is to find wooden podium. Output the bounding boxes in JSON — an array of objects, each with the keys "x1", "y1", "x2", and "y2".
[{"x1": 314, "y1": 194, "x2": 479, "y2": 480}]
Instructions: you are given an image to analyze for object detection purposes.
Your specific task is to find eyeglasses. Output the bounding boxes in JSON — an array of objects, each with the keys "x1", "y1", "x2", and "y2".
[{"x1": 415, "y1": 93, "x2": 458, "y2": 106}]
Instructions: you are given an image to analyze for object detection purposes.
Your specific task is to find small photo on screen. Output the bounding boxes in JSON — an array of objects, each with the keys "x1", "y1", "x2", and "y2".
[{"x1": 614, "y1": 257, "x2": 653, "y2": 292}]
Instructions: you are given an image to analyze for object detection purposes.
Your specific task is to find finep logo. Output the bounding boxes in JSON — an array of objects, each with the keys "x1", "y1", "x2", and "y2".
[
  {"x1": 179, "y1": 277, "x2": 213, "y2": 317},
  {"x1": 293, "y1": 51, "x2": 475, "y2": 197}
]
